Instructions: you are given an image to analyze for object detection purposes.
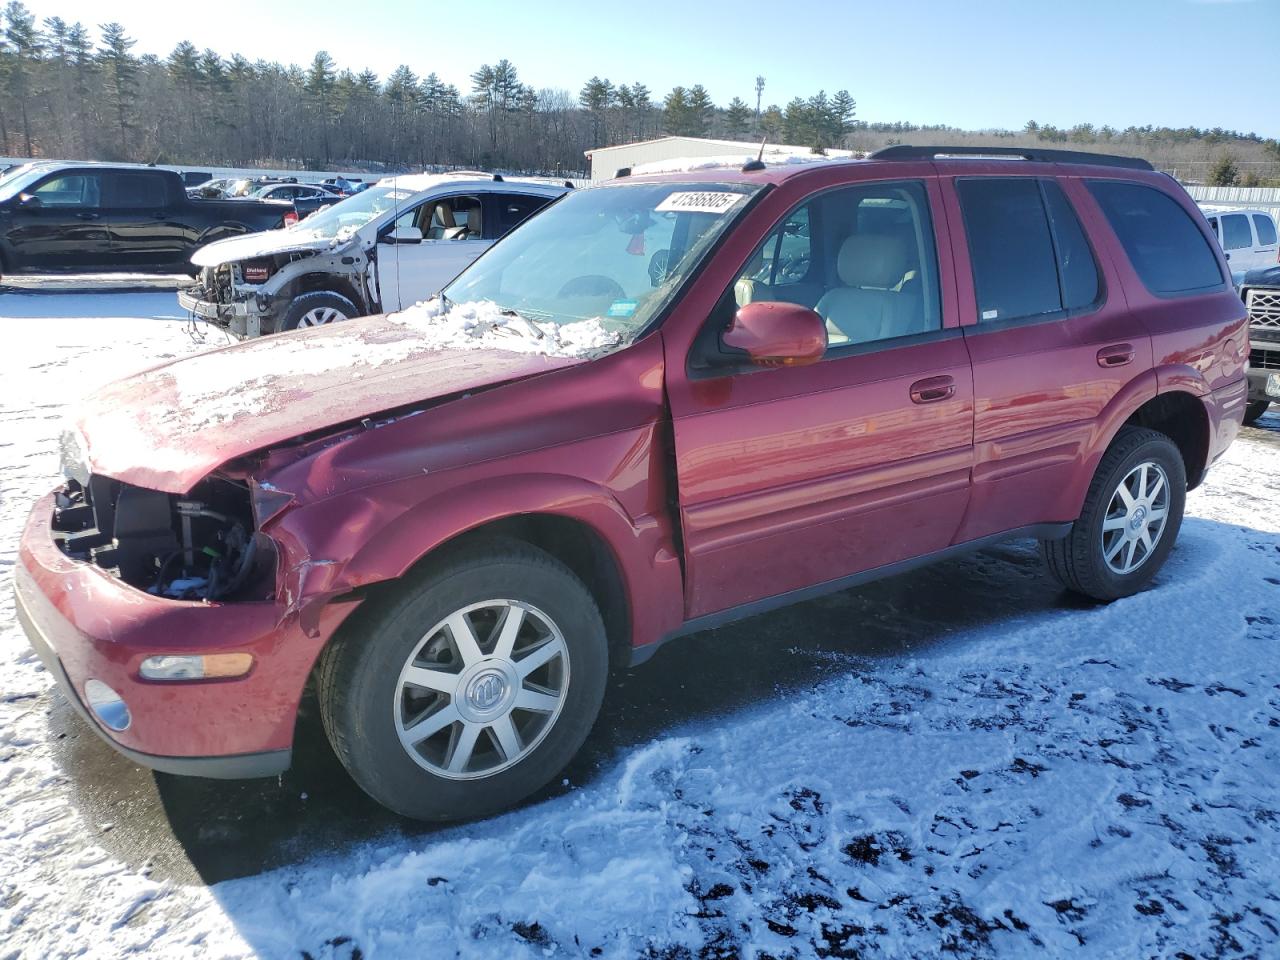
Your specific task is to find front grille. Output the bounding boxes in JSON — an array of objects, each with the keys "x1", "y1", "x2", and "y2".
[
  {"x1": 1251, "y1": 347, "x2": 1280, "y2": 371},
  {"x1": 1247, "y1": 288, "x2": 1280, "y2": 329}
]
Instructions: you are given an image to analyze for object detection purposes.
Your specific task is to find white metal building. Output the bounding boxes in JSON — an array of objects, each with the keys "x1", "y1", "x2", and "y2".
[{"x1": 584, "y1": 137, "x2": 855, "y2": 182}]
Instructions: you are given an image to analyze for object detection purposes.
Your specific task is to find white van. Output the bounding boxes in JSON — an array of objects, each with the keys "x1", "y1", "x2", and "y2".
[{"x1": 1201, "y1": 207, "x2": 1279, "y2": 275}]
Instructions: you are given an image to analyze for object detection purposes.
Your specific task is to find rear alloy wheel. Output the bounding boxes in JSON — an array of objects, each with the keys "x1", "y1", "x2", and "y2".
[
  {"x1": 1244, "y1": 400, "x2": 1270, "y2": 426},
  {"x1": 1040, "y1": 426, "x2": 1186, "y2": 601},
  {"x1": 280, "y1": 291, "x2": 358, "y2": 332},
  {"x1": 1099, "y1": 461, "x2": 1170, "y2": 576},
  {"x1": 318, "y1": 537, "x2": 608, "y2": 821}
]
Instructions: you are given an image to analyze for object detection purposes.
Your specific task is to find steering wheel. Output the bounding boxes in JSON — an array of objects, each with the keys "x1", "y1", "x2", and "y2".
[{"x1": 557, "y1": 275, "x2": 626, "y2": 299}]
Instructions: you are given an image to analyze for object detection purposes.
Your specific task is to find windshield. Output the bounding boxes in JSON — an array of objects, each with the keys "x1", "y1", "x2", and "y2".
[
  {"x1": 291, "y1": 182, "x2": 417, "y2": 241},
  {"x1": 442, "y1": 181, "x2": 759, "y2": 340}
]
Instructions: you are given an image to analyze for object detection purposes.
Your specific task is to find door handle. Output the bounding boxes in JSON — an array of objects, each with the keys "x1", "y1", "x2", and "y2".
[
  {"x1": 76, "y1": 212, "x2": 99, "y2": 221},
  {"x1": 910, "y1": 375, "x2": 956, "y2": 404},
  {"x1": 1097, "y1": 343, "x2": 1135, "y2": 368}
]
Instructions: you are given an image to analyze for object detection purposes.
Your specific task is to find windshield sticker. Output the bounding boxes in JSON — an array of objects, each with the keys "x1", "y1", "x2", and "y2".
[
  {"x1": 607, "y1": 299, "x2": 638, "y2": 318},
  {"x1": 655, "y1": 191, "x2": 744, "y2": 215},
  {"x1": 386, "y1": 190, "x2": 414, "y2": 200}
]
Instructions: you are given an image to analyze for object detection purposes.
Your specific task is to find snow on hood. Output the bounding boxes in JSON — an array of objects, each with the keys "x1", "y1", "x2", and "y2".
[
  {"x1": 388, "y1": 297, "x2": 622, "y2": 358},
  {"x1": 189, "y1": 226, "x2": 357, "y2": 267},
  {"x1": 77, "y1": 313, "x2": 584, "y2": 493}
]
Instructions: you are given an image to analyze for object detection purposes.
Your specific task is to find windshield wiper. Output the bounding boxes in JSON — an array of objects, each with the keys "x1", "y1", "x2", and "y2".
[{"x1": 498, "y1": 307, "x2": 546, "y2": 340}]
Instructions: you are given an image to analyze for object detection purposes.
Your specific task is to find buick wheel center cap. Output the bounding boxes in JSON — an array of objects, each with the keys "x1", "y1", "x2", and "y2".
[{"x1": 467, "y1": 670, "x2": 507, "y2": 711}]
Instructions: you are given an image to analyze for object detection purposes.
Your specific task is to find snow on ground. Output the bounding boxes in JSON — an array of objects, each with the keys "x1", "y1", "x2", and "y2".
[{"x1": 1, "y1": 288, "x2": 1279, "y2": 959}]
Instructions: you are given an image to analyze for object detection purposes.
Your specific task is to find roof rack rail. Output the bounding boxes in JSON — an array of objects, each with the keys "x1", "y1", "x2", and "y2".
[{"x1": 868, "y1": 145, "x2": 1153, "y2": 171}]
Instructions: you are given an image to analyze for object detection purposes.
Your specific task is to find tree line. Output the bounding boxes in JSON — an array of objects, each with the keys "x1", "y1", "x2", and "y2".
[{"x1": 2, "y1": 2, "x2": 1277, "y2": 183}]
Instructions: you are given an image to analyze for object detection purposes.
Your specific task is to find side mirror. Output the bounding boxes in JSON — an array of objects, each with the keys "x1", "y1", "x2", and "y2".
[
  {"x1": 381, "y1": 225, "x2": 423, "y2": 245},
  {"x1": 17, "y1": 193, "x2": 42, "y2": 209},
  {"x1": 722, "y1": 301, "x2": 826, "y2": 367}
]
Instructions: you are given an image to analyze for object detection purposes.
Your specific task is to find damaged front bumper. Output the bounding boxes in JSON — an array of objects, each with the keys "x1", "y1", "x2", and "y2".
[
  {"x1": 14, "y1": 490, "x2": 362, "y2": 778},
  {"x1": 178, "y1": 285, "x2": 272, "y2": 338}
]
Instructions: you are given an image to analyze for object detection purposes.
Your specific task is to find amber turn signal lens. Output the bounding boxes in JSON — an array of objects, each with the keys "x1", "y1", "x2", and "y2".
[{"x1": 139, "y1": 653, "x2": 254, "y2": 681}]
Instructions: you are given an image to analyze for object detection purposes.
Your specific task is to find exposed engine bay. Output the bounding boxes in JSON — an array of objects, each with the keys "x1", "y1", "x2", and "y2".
[
  {"x1": 180, "y1": 245, "x2": 378, "y2": 338},
  {"x1": 51, "y1": 474, "x2": 275, "y2": 601}
]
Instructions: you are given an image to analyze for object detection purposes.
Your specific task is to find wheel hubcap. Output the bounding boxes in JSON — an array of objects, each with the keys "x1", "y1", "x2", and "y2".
[
  {"x1": 298, "y1": 306, "x2": 346, "y2": 327},
  {"x1": 1101, "y1": 460, "x2": 1170, "y2": 575},
  {"x1": 393, "y1": 600, "x2": 569, "y2": 780}
]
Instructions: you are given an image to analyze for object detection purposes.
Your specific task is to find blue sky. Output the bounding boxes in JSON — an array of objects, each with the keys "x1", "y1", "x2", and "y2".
[{"x1": 40, "y1": 0, "x2": 1280, "y2": 136}]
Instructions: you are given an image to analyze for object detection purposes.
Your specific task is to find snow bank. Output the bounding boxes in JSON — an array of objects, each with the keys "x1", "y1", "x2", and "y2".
[{"x1": 389, "y1": 297, "x2": 622, "y2": 359}]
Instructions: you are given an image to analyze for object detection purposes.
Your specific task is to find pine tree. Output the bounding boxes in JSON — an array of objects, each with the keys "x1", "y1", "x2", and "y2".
[
  {"x1": 1208, "y1": 153, "x2": 1239, "y2": 187},
  {"x1": 579, "y1": 75, "x2": 614, "y2": 146},
  {"x1": 686, "y1": 84, "x2": 712, "y2": 137},
  {"x1": 97, "y1": 22, "x2": 137, "y2": 158},
  {"x1": 4, "y1": 2, "x2": 43, "y2": 157},
  {"x1": 663, "y1": 86, "x2": 690, "y2": 136},
  {"x1": 725, "y1": 97, "x2": 751, "y2": 139}
]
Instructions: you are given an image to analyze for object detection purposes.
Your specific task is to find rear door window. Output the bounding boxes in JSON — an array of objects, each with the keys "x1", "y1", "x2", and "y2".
[
  {"x1": 104, "y1": 172, "x2": 168, "y2": 209},
  {"x1": 1254, "y1": 214, "x2": 1278, "y2": 247},
  {"x1": 1221, "y1": 213, "x2": 1253, "y2": 251},
  {"x1": 1041, "y1": 180, "x2": 1100, "y2": 312},
  {"x1": 957, "y1": 178, "x2": 1064, "y2": 323},
  {"x1": 1087, "y1": 180, "x2": 1223, "y2": 295},
  {"x1": 490, "y1": 193, "x2": 553, "y2": 237}
]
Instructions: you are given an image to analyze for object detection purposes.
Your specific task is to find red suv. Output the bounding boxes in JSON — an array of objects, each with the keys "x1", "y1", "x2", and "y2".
[{"x1": 15, "y1": 146, "x2": 1249, "y2": 820}]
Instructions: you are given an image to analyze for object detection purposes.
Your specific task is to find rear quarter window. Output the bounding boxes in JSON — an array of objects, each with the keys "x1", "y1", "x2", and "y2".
[
  {"x1": 1254, "y1": 214, "x2": 1278, "y2": 247},
  {"x1": 1087, "y1": 180, "x2": 1223, "y2": 296}
]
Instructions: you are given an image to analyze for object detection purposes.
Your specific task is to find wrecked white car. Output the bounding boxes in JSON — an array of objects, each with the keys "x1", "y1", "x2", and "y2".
[{"x1": 178, "y1": 172, "x2": 568, "y2": 337}]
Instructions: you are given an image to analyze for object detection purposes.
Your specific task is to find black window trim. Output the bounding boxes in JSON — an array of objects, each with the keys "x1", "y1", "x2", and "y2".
[
  {"x1": 688, "y1": 176, "x2": 948, "y2": 379},
  {"x1": 955, "y1": 174, "x2": 1106, "y2": 334},
  {"x1": 1084, "y1": 178, "x2": 1228, "y2": 300}
]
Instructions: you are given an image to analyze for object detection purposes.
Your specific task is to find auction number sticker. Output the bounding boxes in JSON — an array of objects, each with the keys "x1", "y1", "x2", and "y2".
[{"x1": 655, "y1": 191, "x2": 744, "y2": 215}]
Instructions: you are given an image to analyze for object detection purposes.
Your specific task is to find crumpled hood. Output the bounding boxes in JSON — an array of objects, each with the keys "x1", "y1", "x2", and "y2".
[
  {"x1": 190, "y1": 227, "x2": 356, "y2": 267},
  {"x1": 76, "y1": 315, "x2": 579, "y2": 493}
]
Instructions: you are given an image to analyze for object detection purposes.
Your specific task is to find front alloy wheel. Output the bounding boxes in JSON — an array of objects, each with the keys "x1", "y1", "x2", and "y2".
[
  {"x1": 394, "y1": 600, "x2": 570, "y2": 780},
  {"x1": 318, "y1": 537, "x2": 608, "y2": 821}
]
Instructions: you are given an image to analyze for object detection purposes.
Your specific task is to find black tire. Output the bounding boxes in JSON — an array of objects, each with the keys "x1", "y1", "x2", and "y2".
[
  {"x1": 317, "y1": 537, "x2": 609, "y2": 821},
  {"x1": 1244, "y1": 400, "x2": 1271, "y2": 426},
  {"x1": 280, "y1": 291, "x2": 358, "y2": 332},
  {"x1": 1040, "y1": 426, "x2": 1186, "y2": 601}
]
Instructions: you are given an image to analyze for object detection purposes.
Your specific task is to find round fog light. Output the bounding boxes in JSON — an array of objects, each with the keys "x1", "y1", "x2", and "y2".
[{"x1": 84, "y1": 679, "x2": 131, "y2": 732}]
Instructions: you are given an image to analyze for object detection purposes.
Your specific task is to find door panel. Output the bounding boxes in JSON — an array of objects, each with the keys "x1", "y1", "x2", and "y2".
[
  {"x1": 672, "y1": 337, "x2": 974, "y2": 617},
  {"x1": 3, "y1": 172, "x2": 110, "y2": 270},
  {"x1": 390, "y1": 238, "x2": 491, "y2": 309},
  {"x1": 103, "y1": 171, "x2": 191, "y2": 268},
  {"x1": 944, "y1": 174, "x2": 1154, "y2": 542},
  {"x1": 669, "y1": 176, "x2": 973, "y2": 619}
]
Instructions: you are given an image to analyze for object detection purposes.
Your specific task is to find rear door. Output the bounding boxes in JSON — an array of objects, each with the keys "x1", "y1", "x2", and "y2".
[
  {"x1": 1220, "y1": 211, "x2": 1258, "y2": 273},
  {"x1": 1253, "y1": 213, "x2": 1278, "y2": 269},
  {"x1": 102, "y1": 170, "x2": 191, "y2": 269},
  {"x1": 668, "y1": 177, "x2": 975, "y2": 618},
  {"x1": 3, "y1": 170, "x2": 110, "y2": 271},
  {"x1": 944, "y1": 173, "x2": 1153, "y2": 542}
]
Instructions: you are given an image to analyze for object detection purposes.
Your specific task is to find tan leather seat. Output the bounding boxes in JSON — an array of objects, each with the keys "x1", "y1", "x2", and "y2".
[{"x1": 817, "y1": 234, "x2": 917, "y2": 345}]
